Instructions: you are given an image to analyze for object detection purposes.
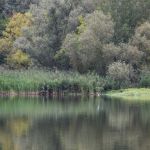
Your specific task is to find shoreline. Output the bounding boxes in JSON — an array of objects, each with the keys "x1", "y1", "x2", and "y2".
[
  {"x1": 0, "y1": 91, "x2": 39, "y2": 97},
  {"x1": 0, "y1": 91, "x2": 101, "y2": 97}
]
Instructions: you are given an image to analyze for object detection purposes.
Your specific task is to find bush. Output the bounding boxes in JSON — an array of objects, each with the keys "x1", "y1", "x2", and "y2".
[
  {"x1": 6, "y1": 50, "x2": 31, "y2": 69},
  {"x1": 103, "y1": 77, "x2": 119, "y2": 91},
  {"x1": 106, "y1": 61, "x2": 133, "y2": 89},
  {"x1": 140, "y1": 70, "x2": 150, "y2": 87}
]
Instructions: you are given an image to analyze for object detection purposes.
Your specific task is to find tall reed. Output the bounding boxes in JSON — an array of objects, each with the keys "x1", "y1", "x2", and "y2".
[{"x1": 0, "y1": 69, "x2": 104, "y2": 95}]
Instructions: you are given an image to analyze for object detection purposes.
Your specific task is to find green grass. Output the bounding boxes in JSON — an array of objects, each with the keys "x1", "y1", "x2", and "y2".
[
  {"x1": 106, "y1": 88, "x2": 150, "y2": 101},
  {"x1": 0, "y1": 69, "x2": 104, "y2": 94}
]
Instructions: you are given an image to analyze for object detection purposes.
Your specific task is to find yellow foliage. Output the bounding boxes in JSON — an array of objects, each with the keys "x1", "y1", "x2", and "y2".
[
  {"x1": 0, "y1": 38, "x2": 12, "y2": 53},
  {"x1": 3, "y1": 13, "x2": 32, "y2": 40},
  {"x1": 77, "y1": 16, "x2": 87, "y2": 35},
  {"x1": 7, "y1": 49, "x2": 31, "y2": 69},
  {"x1": 0, "y1": 12, "x2": 32, "y2": 67},
  {"x1": 8, "y1": 118, "x2": 30, "y2": 137},
  {"x1": 0, "y1": 130, "x2": 13, "y2": 150}
]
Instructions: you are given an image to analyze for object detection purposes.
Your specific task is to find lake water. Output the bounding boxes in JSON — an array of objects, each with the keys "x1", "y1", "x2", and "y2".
[{"x1": 0, "y1": 96, "x2": 150, "y2": 150}]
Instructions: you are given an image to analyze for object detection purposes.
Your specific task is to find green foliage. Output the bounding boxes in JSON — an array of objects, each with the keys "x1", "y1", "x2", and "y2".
[
  {"x1": 0, "y1": 38, "x2": 12, "y2": 64},
  {"x1": 0, "y1": 18, "x2": 7, "y2": 37},
  {"x1": 139, "y1": 70, "x2": 150, "y2": 87},
  {"x1": 61, "y1": 10, "x2": 114, "y2": 74},
  {"x1": 19, "y1": 0, "x2": 89, "y2": 67},
  {"x1": 77, "y1": 16, "x2": 87, "y2": 34},
  {"x1": 0, "y1": 0, "x2": 7, "y2": 37},
  {"x1": 0, "y1": 0, "x2": 150, "y2": 92},
  {"x1": 1, "y1": 0, "x2": 36, "y2": 15},
  {"x1": 0, "y1": 69, "x2": 104, "y2": 93},
  {"x1": 103, "y1": 77, "x2": 119, "y2": 91},
  {"x1": 107, "y1": 61, "x2": 133, "y2": 89},
  {"x1": 6, "y1": 50, "x2": 31, "y2": 69},
  {"x1": 101, "y1": 0, "x2": 150, "y2": 43},
  {"x1": 132, "y1": 22, "x2": 150, "y2": 65}
]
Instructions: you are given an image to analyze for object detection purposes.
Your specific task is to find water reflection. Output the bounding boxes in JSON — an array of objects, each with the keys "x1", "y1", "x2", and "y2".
[{"x1": 0, "y1": 96, "x2": 150, "y2": 150}]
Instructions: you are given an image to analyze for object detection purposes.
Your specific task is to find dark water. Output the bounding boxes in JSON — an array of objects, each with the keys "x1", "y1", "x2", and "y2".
[{"x1": 0, "y1": 96, "x2": 150, "y2": 150}]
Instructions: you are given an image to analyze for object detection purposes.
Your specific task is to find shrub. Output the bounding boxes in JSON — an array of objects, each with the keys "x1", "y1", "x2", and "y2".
[
  {"x1": 107, "y1": 61, "x2": 133, "y2": 89},
  {"x1": 140, "y1": 69, "x2": 150, "y2": 87},
  {"x1": 6, "y1": 50, "x2": 31, "y2": 69}
]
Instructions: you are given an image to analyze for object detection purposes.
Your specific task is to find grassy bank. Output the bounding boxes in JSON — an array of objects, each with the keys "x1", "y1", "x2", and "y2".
[
  {"x1": 106, "y1": 88, "x2": 150, "y2": 101},
  {"x1": 0, "y1": 69, "x2": 103, "y2": 95}
]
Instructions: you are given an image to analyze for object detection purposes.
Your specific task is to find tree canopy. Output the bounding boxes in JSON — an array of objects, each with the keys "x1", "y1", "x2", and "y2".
[{"x1": 0, "y1": 0, "x2": 149, "y2": 80}]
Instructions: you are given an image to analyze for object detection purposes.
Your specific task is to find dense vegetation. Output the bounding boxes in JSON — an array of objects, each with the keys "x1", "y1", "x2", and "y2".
[
  {"x1": 0, "y1": 69, "x2": 103, "y2": 94},
  {"x1": 0, "y1": 0, "x2": 150, "y2": 92}
]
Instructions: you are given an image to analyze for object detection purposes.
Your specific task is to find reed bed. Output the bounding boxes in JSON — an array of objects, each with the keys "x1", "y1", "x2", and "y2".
[{"x1": 0, "y1": 69, "x2": 104, "y2": 95}]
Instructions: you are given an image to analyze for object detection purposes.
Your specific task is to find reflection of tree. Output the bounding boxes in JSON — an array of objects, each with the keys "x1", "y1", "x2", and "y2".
[
  {"x1": 108, "y1": 111, "x2": 132, "y2": 129},
  {"x1": 0, "y1": 98, "x2": 150, "y2": 150},
  {"x1": 60, "y1": 116, "x2": 105, "y2": 150},
  {"x1": 26, "y1": 118, "x2": 64, "y2": 150},
  {"x1": 0, "y1": 131, "x2": 13, "y2": 150},
  {"x1": 8, "y1": 118, "x2": 30, "y2": 136},
  {"x1": 56, "y1": 100, "x2": 150, "y2": 150},
  {"x1": 58, "y1": 114, "x2": 150, "y2": 150},
  {"x1": 0, "y1": 117, "x2": 30, "y2": 150}
]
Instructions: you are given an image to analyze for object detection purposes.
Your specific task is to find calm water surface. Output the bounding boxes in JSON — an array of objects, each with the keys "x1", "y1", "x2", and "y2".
[{"x1": 0, "y1": 96, "x2": 150, "y2": 150}]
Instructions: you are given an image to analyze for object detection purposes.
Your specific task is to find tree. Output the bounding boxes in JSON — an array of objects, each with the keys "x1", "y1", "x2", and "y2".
[
  {"x1": 0, "y1": 38, "x2": 12, "y2": 64},
  {"x1": 3, "y1": 0, "x2": 38, "y2": 16},
  {"x1": 60, "y1": 33, "x2": 82, "y2": 72},
  {"x1": 119, "y1": 43, "x2": 143, "y2": 70},
  {"x1": 107, "y1": 61, "x2": 133, "y2": 88},
  {"x1": 15, "y1": 0, "x2": 104, "y2": 68},
  {"x1": 6, "y1": 49, "x2": 31, "y2": 69},
  {"x1": 101, "y1": 0, "x2": 150, "y2": 43},
  {"x1": 0, "y1": 12, "x2": 32, "y2": 68},
  {"x1": 17, "y1": 0, "x2": 70, "y2": 67},
  {"x1": 3, "y1": 13, "x2": 31, "y2": 40},
  {"x1": 131, "y1": 22, "x2": 150, "y2": 65},
  {"x1": 0, "y1": 0, "x2": 149, "y2": 74},
  {"x1": 60, "y1": 10, "x2": 115, "y2": 74},
  {"x1": 0, "y1": 0, "x2": 7, "y2": 37}
]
